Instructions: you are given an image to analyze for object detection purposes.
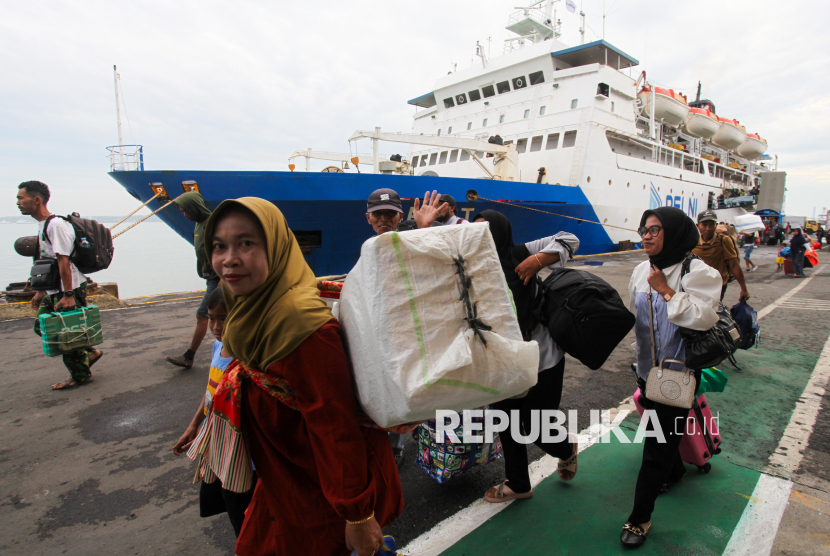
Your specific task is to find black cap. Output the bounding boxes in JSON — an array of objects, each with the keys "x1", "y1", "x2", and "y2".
[
  {"x1": 697, "y1": 210, "x2": 718, "y2": 223},
  {"x1": 439, "y1": 194, "x2": 456, "y2": 208},
  {"x1": 367, "y1": 188, "x2": 403, "y2": 213}
]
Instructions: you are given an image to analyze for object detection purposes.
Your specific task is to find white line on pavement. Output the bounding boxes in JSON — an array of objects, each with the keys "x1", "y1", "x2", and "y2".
[
  {"x1": 756, "y1": 266, "x2": 824, "y2": 320},
  {"x1": 722, "y1": 474, "x2": 793, "y2": 556}
]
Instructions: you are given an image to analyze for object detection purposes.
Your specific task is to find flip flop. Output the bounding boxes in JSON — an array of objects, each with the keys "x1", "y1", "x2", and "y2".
[
  {"x1": 557, "y1": 434, "x2": 579, "y2": 481},
  {"x1": 484, "y1": 481, "x2": 533, "y2": 503},
  {"x1": 52, "y1": 380, "x2": 77, "y2": 390}
]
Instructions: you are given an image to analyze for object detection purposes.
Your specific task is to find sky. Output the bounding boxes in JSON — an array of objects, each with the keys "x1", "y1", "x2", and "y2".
[{"x1": 2, "y1": 0, "x2": 828, "y2": 219}]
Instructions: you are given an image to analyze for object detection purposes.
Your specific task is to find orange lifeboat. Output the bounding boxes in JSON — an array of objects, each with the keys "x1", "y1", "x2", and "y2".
[
  {"x1": 711, "y1": 117, "x2": 748, "y2": 150},
  {"x1": 684, "y1": 107, "x2": 720, "y2": 139},
  {"x1": 637, "y1": 86, "x2": 690, "y2": 127},
  {"x1": 737, "y1": 133, "x2": 768, "y2": 159}
]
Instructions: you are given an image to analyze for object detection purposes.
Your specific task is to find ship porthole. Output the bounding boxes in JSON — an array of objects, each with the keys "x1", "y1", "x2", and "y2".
[
  {"x1": 625, "y1": 218, "x2": 628, "y2": 222},
  {"x1": 627, "y1": 182, "x2": 630, "y2": 188},
  {"x1": 609, "y1": 180, "x2": 612, "y2": 186},
  {"x1": 643, "y1": 184, "x2": 646, "y2": 190},
  {"x1": 587, "y1": 176, "x2": 591, "y2": 183},
  {"x1": 603, "y1": 218, "x2": 607, "y2": 223}
]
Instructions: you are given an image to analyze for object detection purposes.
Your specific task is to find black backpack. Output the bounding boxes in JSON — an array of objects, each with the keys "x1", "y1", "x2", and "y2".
[
  {"x1": 43, "y1": 213, "x2": 114, "y2": 274},
  {"x1": 532, "y1": 267, "x2": 636, "y2": 370}
]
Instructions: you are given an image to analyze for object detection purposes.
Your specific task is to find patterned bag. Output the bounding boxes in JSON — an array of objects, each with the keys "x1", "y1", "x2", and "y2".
[{"x1": 413, "y1": 408, "x2": 503, "y2": 484}]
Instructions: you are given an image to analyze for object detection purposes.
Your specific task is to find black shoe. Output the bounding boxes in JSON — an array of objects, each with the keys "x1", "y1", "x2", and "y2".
[
  {"x1": 659, "y1": 480, "x2": 679, "y2": 495},
  {"x1": 620, "y1": 522, "x2": 649, "y2": 547}
]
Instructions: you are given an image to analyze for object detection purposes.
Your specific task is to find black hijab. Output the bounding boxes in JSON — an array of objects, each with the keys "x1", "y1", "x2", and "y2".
[
  {"x1": 473, "y1": 210, "x2": 535, "y2": 335},
  {"x1": 639, "y1": 207, "x2": 700, "y2": 270}
]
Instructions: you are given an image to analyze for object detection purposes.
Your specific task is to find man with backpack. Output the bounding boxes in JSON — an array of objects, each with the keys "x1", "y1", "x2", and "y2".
[
  {"x1": 693, "y1": 210, "x2": 750, "y2": 302},
  {"x1": 17, "y1": 181, "x2": 103, "y2": 390}
]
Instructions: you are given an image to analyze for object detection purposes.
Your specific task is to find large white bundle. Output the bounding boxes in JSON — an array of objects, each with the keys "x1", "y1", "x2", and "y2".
[
  {"x1": 340, "y1": 223, "x2": 539, "y2": 427},
  {"x1": 733, "y1": 214, "x2": 765, "y2": 234}
]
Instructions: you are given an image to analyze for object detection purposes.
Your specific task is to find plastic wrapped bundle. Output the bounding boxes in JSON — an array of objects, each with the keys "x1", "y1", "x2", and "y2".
[{"x1": 340, "y1": 223, "x2": 539, "y2": 428}]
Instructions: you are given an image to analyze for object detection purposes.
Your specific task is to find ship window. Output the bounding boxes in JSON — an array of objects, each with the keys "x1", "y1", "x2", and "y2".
[
  {"x1": 420, "y1": 156, "x2": 428, "y2": 167},
  {"x1": 460, "y1": 150, "x2": 471, "y2": 161},
  {"x1": 467, "y1": 122, "x2": 472, "y2": 130},
  {"x1": 571, "y1": 99, "x2": 578, "y2": 109},
  {"x1": 611, "y1": 102, "x2": 615, "y2": 112},
  {"x1": 448, "y1": 126, "x2": 452, "y2": 134},
  {"x1": 482, "y1": 118, "x2": 488, "y2": 126},
  {"x1": 597, "y1": 82, "x2": 610, "y2": 97},
  {"x1": 437, "y1": 129, "x2": 441, "y2": 136},
  {"x1": 439, "y1": 151, "x2": 448, "y2": 164},
  {"x1": 429, "y1": 153, "x2": 438, "y2": 165},
  {"x1": 546, "y1": 133, "x2": 560, "y2": 150},
  {"x1": 449, "y1": 149, "x2": 459, "y2": 163},
  {"x1": 512, "y1": 76, "x2": 527, "y2": 90},
  {"x1": 443, "y1": 97, "x2": 455, "y2": 108},
  {"x1": 294, "y1": 231, "x2": 322, "y2": 253},
  {"x1": 482, "y1": 85, "x2": 496, "y2": 98},
  {"x1": 539, "y1": 106, "x2": 546, "y2": 116},
  {"x1": 411, "y1": 155, "x2": 420, "y2": 167},
  {"x1": 455, "y1": 93, "x2": 468, "y2": 105},
  {"x1": 708, "y1": 163, "x2": 715, "y2": 176},
  {"x1": 523, "y1": 109, "x2": 530, "y2": 119},
  {"x1": 497, "y1": 80, "x2": 511, "y2": 94},
  {"x1": 530, "y1": 135, "x2": 544, "y2": 152},
  {"x1": 529, "y1": 70, "x2": 545, "y2": 85},
  {"x1": 499, "y1": 114, "x2": 505, "y2": 123},
  {"x1": 516, "y1": 138, "x2": 528, "y2": 153},
  {"x1": 562, "y1": 130, "x2": 577, "y2": 148},
  {"x1": 468, "y1": 89, "x2": 482, "y2": 102}
]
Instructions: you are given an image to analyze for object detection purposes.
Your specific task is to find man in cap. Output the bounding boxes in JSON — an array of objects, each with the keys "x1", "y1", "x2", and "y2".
[
  {"x1": 166, "y1": 191, "x2": 220, "y2": 369},
  {"x1": 693, "y1": 209, "x2": 749, "y2": 301},
  {"x1": 366, "y1": 188, "x2": 446, "y2": 234},
  {"x1": 432, "y1": 194, "x2": 469, "y2": 225}
]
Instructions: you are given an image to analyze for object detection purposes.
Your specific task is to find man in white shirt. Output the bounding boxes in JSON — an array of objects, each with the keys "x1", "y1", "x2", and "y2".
[{"x1": 17, "y1": 181, "x2": 103, "y2": 390}]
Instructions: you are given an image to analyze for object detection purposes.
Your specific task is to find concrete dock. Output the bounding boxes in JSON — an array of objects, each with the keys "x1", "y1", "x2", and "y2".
[{"x1": 2, "y1": 244, "x2": 829, "y2": 555}]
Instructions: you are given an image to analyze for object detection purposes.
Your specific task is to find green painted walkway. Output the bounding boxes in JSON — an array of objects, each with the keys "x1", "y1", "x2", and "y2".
[{"x1": 439, "y1": 336, "x2": 826, "y2": 554}]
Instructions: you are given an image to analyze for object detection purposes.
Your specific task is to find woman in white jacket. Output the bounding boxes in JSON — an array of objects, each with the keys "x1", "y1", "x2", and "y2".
[{"x1": 621, "y1": 206, "x2": 721, "y2": 547}]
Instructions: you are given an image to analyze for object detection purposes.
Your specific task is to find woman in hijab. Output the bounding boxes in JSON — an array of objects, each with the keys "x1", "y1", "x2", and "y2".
[
  {"x1": 789, "y1": 227, "x2": 807, "y2": 277},
  {"x1": 191, "y1": 198, "x2": 403, "y2": 556},
  {"x1": 472, "y1": 210, "x2": 581, "y2": 503},
  {"x1": 621, "y1": 207, "x2": 720, "y2": 547}
]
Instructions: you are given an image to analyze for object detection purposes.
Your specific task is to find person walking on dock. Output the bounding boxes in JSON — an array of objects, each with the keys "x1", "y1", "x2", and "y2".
[
  {"x1": 16, "y1": 181, "x2": 103, "y2": 390},
  {"x1": 166, "y1": 191, "x2": 219, "y2": 369},
  {"x1": 693, "y1": 210, "x2": 749, "y2": 301}
]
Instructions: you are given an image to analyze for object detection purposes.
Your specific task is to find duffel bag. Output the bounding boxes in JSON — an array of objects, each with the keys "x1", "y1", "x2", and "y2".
[{"x1": 534, "y1": 267, "x2": 636, "y2": 370}]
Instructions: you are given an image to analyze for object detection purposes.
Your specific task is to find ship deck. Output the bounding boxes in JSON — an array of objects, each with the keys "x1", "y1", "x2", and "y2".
[{"x1": 2, "y1": 245, "x2": 829, "y2": 555}]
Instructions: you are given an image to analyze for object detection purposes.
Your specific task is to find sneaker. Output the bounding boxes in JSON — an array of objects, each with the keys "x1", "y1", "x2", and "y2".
[{"x1": 751, "y1": 265, "x2": 759, "y2": 271}]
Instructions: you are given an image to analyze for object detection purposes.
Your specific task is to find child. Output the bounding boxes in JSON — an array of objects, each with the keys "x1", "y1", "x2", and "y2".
[
  {"x1": 777, "y1": 242, "x2": 787, "y2": 271},
  {"x1": 172, "y1": 286, "x2": 255, "y2": 536}
]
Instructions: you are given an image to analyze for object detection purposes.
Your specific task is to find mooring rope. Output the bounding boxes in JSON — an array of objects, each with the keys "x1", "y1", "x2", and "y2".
[
  {"x1": 109, "y1": 192, "x2": 161, "y2": 230},
  {"x1": 111, "y1": 198, "x2": 177, "y2": 239}
]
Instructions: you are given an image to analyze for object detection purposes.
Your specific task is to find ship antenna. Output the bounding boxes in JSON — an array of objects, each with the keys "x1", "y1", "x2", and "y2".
[
  {"x1": 695, "y1": 81, "x2": 702, "y2": 102},
  {"x1": 113, "y1": 65, "x2": 125, "y2": 169}
]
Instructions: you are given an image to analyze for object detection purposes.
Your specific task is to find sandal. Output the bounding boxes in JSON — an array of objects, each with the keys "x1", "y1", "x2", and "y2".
[
  {"x1": 620, "y1": 522, "x2": 650, "y2": 546},
  {"x1": 557, "y1": 434, "x2": 579, "y2": 481},
  {"x1": 52, "y1": 380, "x2": 77, "y2": 390},
  {"x1": 89, "y1": 350, "x2": 104, "y2": 368},
  {"x1": 484, "y1": 481, "x2": 533, "y2": 503}
]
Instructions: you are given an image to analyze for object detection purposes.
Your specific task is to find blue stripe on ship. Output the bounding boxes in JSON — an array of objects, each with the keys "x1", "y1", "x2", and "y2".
[{"x1": 109, "y1": 170, "x2": 616, "y2": 276}]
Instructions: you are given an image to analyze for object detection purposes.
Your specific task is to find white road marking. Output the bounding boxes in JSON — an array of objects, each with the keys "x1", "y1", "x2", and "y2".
[
  {"x1": 756, "y1": 266, "x2": 824, "y2": 320},
  {"x1": 722, "y1": 474, "x2": 793, "y2": 556},
  {"x1": 402, "y1": 265, "x2": 826, "y2": 556}
]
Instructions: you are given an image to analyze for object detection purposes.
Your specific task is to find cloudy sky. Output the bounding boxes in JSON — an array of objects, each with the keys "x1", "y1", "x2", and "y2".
[{"x1": 2, "y1": 0, "x2": 827, "y2": 218}]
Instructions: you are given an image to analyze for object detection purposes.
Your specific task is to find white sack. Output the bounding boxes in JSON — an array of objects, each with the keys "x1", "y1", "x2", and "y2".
[
  {"x1": 340, "y1": 223, "x2": 539, "y2": 428},
  {"x1": 733, "y1": 214, "x2": 765, "y2": 234}
]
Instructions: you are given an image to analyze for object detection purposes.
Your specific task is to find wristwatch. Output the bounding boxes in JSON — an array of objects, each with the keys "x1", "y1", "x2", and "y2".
[
  {"x1": 662, "y1": 292, "x2": 673, "y2": 302},
  {"x1": 62, "y1": 290, "x2": 74, "y2": 298}
]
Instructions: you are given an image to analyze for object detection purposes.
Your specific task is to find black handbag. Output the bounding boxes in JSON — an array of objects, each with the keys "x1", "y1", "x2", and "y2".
[
  {"x1": 30, "y1": 258, "x2": 61, "y2": 291},
  {"x1": 678, "y1": 254, "x2": 743, "y2": 369}
]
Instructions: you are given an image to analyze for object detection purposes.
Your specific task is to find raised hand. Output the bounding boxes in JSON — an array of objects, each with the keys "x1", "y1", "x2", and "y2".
[{"x1": 413, "y1": 190, "x2": 448, "y2": 229}]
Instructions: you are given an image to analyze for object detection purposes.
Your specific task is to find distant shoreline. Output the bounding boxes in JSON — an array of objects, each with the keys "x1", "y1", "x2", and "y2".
[{"x1": 0, "y1": 215, "x2": 162, "y2": 225}]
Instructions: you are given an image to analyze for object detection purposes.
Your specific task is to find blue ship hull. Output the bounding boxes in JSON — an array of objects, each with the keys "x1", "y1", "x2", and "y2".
[{"x1": 108, "y1": 170, "x2": 616, "y2": 276}]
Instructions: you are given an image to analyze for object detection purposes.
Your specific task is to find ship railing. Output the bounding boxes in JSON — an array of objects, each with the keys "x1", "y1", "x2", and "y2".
[{"x1": 107, "y1": 145, "x2": 144, "y2": 172}]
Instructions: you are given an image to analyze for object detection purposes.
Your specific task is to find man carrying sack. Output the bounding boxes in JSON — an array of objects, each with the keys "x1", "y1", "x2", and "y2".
[
  {"x1": 693, "y1": 210, "x2": 750, "y2": 302},
  {"x1": 17, "y1": 181, "x2": 103, "y2": 390}
]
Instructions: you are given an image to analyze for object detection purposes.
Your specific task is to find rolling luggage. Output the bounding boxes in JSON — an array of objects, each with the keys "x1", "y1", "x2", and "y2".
[
  {"x1": 633, "y1": 389, "x2": 721, "y2": 473},
  {"x1": 783, "y1": 258, "x2": 794, "y2": 275}
]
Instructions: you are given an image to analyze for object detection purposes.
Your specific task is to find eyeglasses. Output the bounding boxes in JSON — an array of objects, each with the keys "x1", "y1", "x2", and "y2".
[{"x1": 638, "y1": 225, "x2": 663, "y2": 238}]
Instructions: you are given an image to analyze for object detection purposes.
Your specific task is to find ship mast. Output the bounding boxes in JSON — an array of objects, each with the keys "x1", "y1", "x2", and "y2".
[{"x1": 113, "y1": 65, "x2": 125, "y2": 168}]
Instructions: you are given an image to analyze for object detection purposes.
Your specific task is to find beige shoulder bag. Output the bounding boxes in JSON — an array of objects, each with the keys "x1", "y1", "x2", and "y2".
[{"x1": 644, "y1": 290, "x2": 696, "y2": 409}]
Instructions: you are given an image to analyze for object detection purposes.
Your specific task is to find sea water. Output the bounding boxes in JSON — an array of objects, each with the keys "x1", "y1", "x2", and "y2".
[{"x1": 1, "y1": 222, "x2": 207, "y2": 299}]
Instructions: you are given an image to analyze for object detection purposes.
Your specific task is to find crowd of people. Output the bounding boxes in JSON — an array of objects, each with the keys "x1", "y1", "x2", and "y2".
[{"x1": 16, "y1": 177, "x2": 812, "y2": 553}]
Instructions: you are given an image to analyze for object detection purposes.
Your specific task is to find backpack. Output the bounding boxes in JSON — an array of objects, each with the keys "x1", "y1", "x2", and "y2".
[
  {"x1": 730, "y1": 301, "x2": 760, "y2": 350},
  {"x1": 43, "y1": 213, "x2": 114, "y2": 274},
  {"x1": 532, "y1": 267, "x2": 636, "y2": 370}
]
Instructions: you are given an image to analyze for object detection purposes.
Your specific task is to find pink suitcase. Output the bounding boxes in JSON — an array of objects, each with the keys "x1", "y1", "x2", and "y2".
[{"x1": 633, "y1": 389, "x2": 722, "y2": 473}]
